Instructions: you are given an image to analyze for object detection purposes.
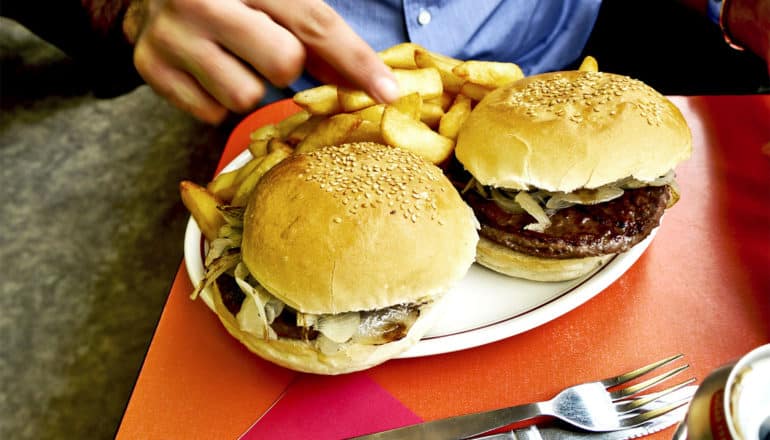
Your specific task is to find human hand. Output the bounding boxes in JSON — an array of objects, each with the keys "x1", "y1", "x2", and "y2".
[
  {"x1": 127, "y1": 0, "x2": 400, "y2": 124},
  {"x1": 724, "y1": 0, "x2": 770, "y2": 76}
]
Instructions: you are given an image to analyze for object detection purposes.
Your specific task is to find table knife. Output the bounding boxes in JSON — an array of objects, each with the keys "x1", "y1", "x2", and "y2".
[
  {"x1": 471, "y1": 404, "x2": 688, "y2": 440},
  {"x1": 350, "y1": 385, "x2": 695, "y2": 440}
]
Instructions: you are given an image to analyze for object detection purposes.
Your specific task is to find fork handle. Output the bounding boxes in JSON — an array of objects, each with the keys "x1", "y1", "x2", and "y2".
[{"x1": 351, "y1": 401, "x2": 547, "y2": 440}]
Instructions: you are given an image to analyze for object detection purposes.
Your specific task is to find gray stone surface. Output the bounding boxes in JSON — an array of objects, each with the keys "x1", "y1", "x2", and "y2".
[{"x1": 1, "y1": 19, "x2": 229, "y2": 439}]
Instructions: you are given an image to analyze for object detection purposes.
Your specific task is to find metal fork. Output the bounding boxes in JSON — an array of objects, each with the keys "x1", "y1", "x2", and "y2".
[{"x1": 352, "y1": 354, "x2": 694, "y2": 440}]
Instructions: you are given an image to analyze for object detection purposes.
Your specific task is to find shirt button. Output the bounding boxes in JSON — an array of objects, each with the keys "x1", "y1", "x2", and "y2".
[{"x1": 417, "y1": 9, "x2": 432, "y2": 26}]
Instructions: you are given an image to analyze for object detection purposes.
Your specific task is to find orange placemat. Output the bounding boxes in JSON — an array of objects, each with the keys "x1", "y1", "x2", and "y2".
[{"x1": 117, "y1": 96, "x2": 770, "y2": 440}]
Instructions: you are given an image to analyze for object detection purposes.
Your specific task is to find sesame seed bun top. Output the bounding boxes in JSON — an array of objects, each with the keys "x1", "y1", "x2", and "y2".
[
  {"x1": 455, "y1": 71, "x2": 692, "y2": 192},
  {"x1": 241, "y1": 142, "x2": 479, "y2": 314}
]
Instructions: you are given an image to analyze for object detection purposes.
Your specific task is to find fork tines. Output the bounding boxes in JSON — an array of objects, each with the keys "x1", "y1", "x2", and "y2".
[
  {"x1": 602, "y1": 354, "x2": 685, "y2": 388},
  {"x1": 603, "y1": 354, "x2": 695, "y2": 419}
]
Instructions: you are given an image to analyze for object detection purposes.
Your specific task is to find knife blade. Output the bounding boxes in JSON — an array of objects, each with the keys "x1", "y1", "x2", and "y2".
[
  {"x1": 350, "y1": 385, "x2": 695, "y2": 440},
  {"x1": 471, "y1": 398, "x2": 690, "y2": 440}
]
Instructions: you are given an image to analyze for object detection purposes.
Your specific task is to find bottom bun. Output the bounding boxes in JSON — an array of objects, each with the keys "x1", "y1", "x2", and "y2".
[
  {"x1": 476, "y1": 236, "x2": 612, "y2": 282},
  {"x1": 210, "y1": 283, "x2": 444, "y2": 375}
]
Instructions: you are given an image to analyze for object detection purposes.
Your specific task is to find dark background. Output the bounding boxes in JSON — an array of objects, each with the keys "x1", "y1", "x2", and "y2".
[
  {"x1": 0, "y1": 1, "x2": 767, "y2": 439},
  {"x1": 577, "y1": 0, "x2": 770, "y2": 94}
]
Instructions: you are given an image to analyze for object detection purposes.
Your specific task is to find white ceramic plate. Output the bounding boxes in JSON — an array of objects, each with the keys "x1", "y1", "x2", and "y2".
[{"x1": 184, "y1": 150, "x2": 655, "y2": 358}]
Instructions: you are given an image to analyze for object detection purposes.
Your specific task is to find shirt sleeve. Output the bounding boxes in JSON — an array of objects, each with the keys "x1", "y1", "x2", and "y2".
[{"x1": 1, "y1": 0, "x2": 143, "y2": 97}]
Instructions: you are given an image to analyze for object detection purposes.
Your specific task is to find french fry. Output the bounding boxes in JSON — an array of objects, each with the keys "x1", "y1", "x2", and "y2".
[
  {"x1": 579, "y1": 55, "x2": 599, "y2": 72},
  {"x1": 342, "y1": 120, "x2": 384, "y2": 144},
  {"x1": 234, "y1": 154, "x2": 266, "y2": 183},
  {"x1": 248, "y1": 122, "x2": 278, "y2": 157},
  {"x1": 231, "y1": 147, "x2": 292, "y2": 206},
  {"x1": 293, "y1": 84, "x2": 341, "y2": 115},
  {"x1": 394, "y1": 68, "x2": 443, "y2": 100},
  {"x1": 276, "y1": 110, "x2": 311, "y2": 138},
  {"x1": 392, "y1": 92, "x2": 422, "y2": 120},
  {"x1": 180, "y1": 181, "x2": 225, "y2": 242},
  {"x1": 249, "y1": 123, "x2": 278, "y2": 142},
  {"x1": 420, "y1": 101, "x2": 445, "y2": 129},
  {"x1": 336, "y1": 88, "x2": 376, "y2": 113},
  {"x1": 285, "y1": 115, "x2": 327, "y2": 145},
  {"x1": 338, "y1": 68, "x2": 444, "y2": 112},
  {"x1": 439, "y1": 94, "x2": 472, "y2": 140},
  {"x1": 354, "y1": 104, "x2": 386, "y2": 125},
  {"x1": 381, "y1": 106, "x2": 454, "y2": 164},
  {"x1": 432, "y1": 92, "x2": 456, "y2": 111},
  {"x1": 413, "y1": 48, "x2": 464, "y2": 94},
  {"x1": 295, "y1": 113, "x2": 363, "y2": 154},
  {"x1": 453, "y1": 60, "x2": 524, "y2": 88},
  {"x1": 267, "y1": 138, "x2": 294, "y2": 154},
  {"x1": 248, "y1": 138, "x2": 270, "y2": 158},
  {"x1": 209, "y1": 155, "x2": 267, "y2": 202},
  {"x1": 207, "y1": 168, "x2": 241, "y2": 202},
  {"x1": 378, "y1": 42, "x2": 424, "y2": 69},
  {"x1": 460, "y1": 82, "x2": 494, "y2": 102},
  {"x1": 267, "y1": 139, "x2": 294, "y2": 154}
]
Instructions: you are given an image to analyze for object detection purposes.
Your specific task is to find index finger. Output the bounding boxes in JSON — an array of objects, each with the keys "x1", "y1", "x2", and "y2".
[{"x1": 249, "y1": 0, "x2": 400, "y2": 103}]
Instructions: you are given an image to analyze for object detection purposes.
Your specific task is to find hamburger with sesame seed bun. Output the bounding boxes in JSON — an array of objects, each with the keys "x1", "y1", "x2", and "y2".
[
  {"x1": 452, "y1": 70, "x2": 691, "y2": 282},
  {"x1": 193, "y1": 142, "x2": 478, "y2": 374}
]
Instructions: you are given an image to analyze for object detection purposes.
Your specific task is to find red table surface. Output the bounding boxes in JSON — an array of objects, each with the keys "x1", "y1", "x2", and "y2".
[{"x1": 117, "y1": 95, "x2": 770, "y2": 440}]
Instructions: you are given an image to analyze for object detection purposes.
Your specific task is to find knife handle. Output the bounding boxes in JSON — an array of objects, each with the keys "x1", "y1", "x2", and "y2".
[{"x1": 352, "y1": 402, "x2": 546, "y2": 439}]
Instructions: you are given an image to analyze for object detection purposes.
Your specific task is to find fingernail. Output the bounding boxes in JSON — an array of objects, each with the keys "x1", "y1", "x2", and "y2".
[{"x1": 372, "y1": 75, "x2": 400, "y2": 103}]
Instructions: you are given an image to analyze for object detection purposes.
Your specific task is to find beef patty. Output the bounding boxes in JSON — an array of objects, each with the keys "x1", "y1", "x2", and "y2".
[{"x1": 464, "y1": 185, "x2": 671, "y2": 258}]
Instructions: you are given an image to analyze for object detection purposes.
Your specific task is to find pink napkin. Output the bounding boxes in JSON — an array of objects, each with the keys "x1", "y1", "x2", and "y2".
[{"x1": 240, "y1": 372, "x2": 422, "y2": 439}]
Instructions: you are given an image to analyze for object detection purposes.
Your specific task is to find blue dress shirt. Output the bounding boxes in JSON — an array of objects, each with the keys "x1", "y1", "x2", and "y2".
[{"x1": 292, "y1": 0, "x2": 602, "y2": 91}]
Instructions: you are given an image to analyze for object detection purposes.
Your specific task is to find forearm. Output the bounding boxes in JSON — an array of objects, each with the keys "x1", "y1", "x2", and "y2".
[{"x1": 2, "y1": 0, "x2": 143, "y2": 95}]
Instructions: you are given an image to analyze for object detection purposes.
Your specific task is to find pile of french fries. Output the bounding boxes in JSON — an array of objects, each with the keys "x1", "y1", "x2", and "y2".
[
  {"x1": 291, "y1": 42, "x2": 526, "y2": 164},
  {"x1": 181, "y1": 42, "x2": 599, "y2": 242}
]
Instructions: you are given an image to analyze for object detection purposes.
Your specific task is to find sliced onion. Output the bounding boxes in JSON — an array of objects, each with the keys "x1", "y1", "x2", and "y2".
[
  {"x1": 191, "y1": 249, "x2": 240, "y2": 300},
  {"x1": 516, "y1": 191, "x2": 551, "y2": 233},
  {"x1": 490, "y1": 188, "x2": 525, "y2": 214},
  {"x1": 296, "y1": 312, "x2": 318, "y2": 329},
  {"x1": 667, "y1": 180, "x2": 681, "y2": 208},
  {"x1": 315, "y1": 312, "x2": 361, "y2": 343},
  {"x1": 236, "y1": 294, "x2": 276, "y2": 340},
  {"x1": 353, "y1": 304, "x2": 420, "y2": 345},
  {"x1": 263, "y1": 296, "x2": 285, "y2": 324},
  {"x1": 461, "y1": 177, "x2": 476, "y2": 195},
  {"x1": 619, "y1": 170, "x2": 675, "y2": 189},
  {"x1": 235, "y1": 263, "x2": 284, "y2": 325},
  {"x1": 205, "y1": 236, "x2": 239, "y2": 266},
  {"x1": 316, "y1": 334, "x2": 343, "y2": 355},
  {"x1": 474, "y1": 180, "x2": 490, "y2": 199},
  {"x1": 218, "y1": 205, "x2": 245, "y2": 226},
  {"x1": 546, "y1": 186, "x2": 624, "y2": 209},
  {"x1": 217, "y1": 224, "x2": 242, "y2": 242},
  {"x1": 234, "y1": 262, "x2": 274, "y2": 340}
]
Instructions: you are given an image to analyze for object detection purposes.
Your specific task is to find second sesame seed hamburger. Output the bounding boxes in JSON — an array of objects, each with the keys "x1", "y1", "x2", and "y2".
[
  {"x1": 198, "y1": 142, "x2": 478, "y2": 374},
  {"x1": 452, "y1": 71, "x2": 692, "y2": 282}
]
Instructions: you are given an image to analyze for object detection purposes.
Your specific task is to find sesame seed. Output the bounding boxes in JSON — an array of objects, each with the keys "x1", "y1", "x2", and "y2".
[
  {"x1": 300, "y1": 142, "x2": 445, "y2": 224},
  {"x1": 498, "y1": 71, "x2": 665, "y2": 126}
]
